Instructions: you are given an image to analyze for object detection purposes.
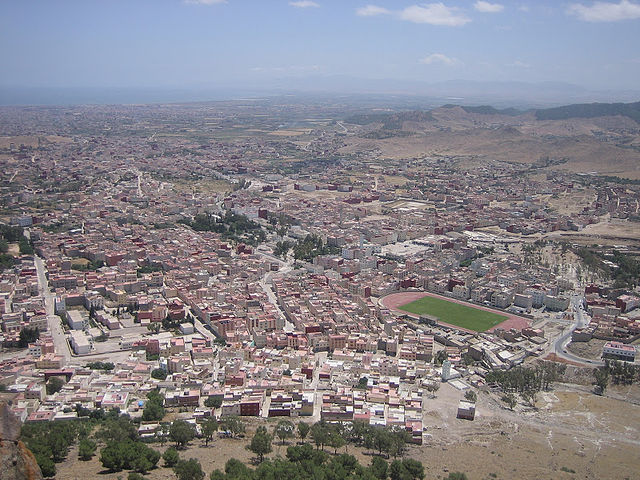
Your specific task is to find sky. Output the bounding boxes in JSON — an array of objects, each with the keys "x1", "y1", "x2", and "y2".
[{"x1": 1, "y1": 0, "x2": 640, "y2": 94}]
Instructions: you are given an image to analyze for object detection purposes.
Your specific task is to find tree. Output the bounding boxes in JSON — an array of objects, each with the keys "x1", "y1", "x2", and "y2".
[
  {"x1": 142, "y1": 390, "x2": 165, "y2": 422},
  {"x1": 286, "y1": 443, "x2": 315, "y2": 462},
  {"x1": 19, "y1": 237, "x2": 34, "y2": 255},
  {"x1": 46, "y1": 376, "x2": 65, "y2": 395},
  {"x1": 464, "y1": 390, "x2": 477, "y2": 403},
  {"x1": 297, "y1": 422, "x2": 310, "y2": 442},
  {"x1": 593, "y1": 367, "x2": 610, "y2": 394},
  {"x1": 147, "y1": 323, "x2": 161, "y2": 334},
  {"x1": 142, "y1": 401, "x2": 165, "y2": 422},
  {"x1": 373, "y1": 428, "x2": 393, "y2": 457},
  {"x1": 100, "y1": 443, "x2": 125, "y2": 471},
  {"x1": 78, "y1": 438, "x2": 97, "y2": 460},
  {"x1": 174, "y1": 458, "x2": 205, "y2": 480},
  {"x1": 434, "y1": 350, "x2": 448, "y2": 366},
  {"x1": 18, "y1": 327, "x2": 39, "y2": 347},
  {"x1": 424, "y1": 382, "x2": 440, "y2": 398},
  {"x1": 158, "y1": 423, "x2": 169, "y2": 446},
  {"x1": 369, "y1": 456, "x2": 389, "y2": 480},
  {"x1": 86, "y1": 361, "x2": 115, "y2": 371},
  {"x1": 209, "y1": 471, "x2": 225, "y2": 480},
  {"x1": 349, "y1": 420, "x2": 369, "y2": 445},
  {"x1": 96, "y1": 415, "x2": 139, "y2": 444},
  {"x1": 502, "y1": 393, "x2": 517, "y2": 410},
  {"x1": 247, "y1": 426, "x2": 272, "y2": 463},
  {"x1": 170, "y1": 420, "x2": 196, "y2": 448},
  {"x1": 445, "y1": 473, "x2": 468, "y2": 480},
  {"x1": 163, "y1": 447, "x2": 180, "y2": 467},
  {"x1": 128, "y1": 473, "x2": 147, "y2": 480},
  {"x1": 390, "y1": 459, "x2": 425, "y2": 480},
  {"x1": 521, "y1": 390, "x2": 537, "y2": 407},
  {"x1": 36, "y1": 455, "x2": 56, "y2": 478},
  {"x1": 132, "y1": 454, "x2": 154, "y2": 474},
  {"x1": 274, "y1": 420, "x2": 295, "y2": 445},
  {"x1": 204, "y1": 396, "x2": 223, "y2": 409},
  {"x1": 219, "y1": 415, "x2": 245, "y2": 438},
  {"x1": 311, "y1": 421, "x2": 329, "y2": 450},
  {"x1": 389, "y1": 428, "x2": 411, "y2": 458},
  {"x1": 201, "y1": 417, "x2": 218, "y2": 446},
  {"x1": 327, "y1": 430, "x2": 346, "y2": 455},
  {"x1": 151, "y1": 368, "x2": 167, "y2": 380},
  {"x1": 401, "y1": 459, "x2": 424, "y2": 480},
  {"x1": 356, "y1": 376, "x2": 369, "y2": 389},
  {"x1": 224, "y1": 458, "x2": 254, "y2": 479}
]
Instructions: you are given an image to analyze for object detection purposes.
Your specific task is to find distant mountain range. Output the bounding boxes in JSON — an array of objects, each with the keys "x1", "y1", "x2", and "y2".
[
  {"x1": 345, "y1": 101, "x2": 640, "y2": 127},
  {"x1": 534, "y1": 101, "x2": 640, "y2": 123}
]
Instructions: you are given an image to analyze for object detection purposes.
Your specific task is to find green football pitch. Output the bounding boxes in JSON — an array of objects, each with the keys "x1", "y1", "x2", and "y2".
[{"x1": 399, "y1": 295, "x2": 508, "y2": 332}]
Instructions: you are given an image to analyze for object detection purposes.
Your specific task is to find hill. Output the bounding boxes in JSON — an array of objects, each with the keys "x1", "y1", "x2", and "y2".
[
  {"x1": 340, "y1": 100, "x2": 640, "y2": 179},
  {"x1": 535, "y1": 101, "x2": 640, "y2": 123},
  {"x1": 344, "y1": 110, "x2": 434, "y2": 130}
]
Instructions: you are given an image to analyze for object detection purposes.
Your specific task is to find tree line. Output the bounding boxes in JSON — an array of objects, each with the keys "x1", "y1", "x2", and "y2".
[
  {"x1": 593, "y1": 359, "x2": 640, "y2": 394},
  {"x1": 182, "y1": 210, "x2": 266, "y2": 246},
  {"x1": 486, "y1": 362, "x2": 566, "y2": 407}
]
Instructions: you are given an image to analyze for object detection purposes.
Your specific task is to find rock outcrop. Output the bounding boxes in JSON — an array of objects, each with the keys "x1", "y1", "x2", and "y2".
[{"x1": 0, "y1": 400, "x2": 43, "y2": 480}]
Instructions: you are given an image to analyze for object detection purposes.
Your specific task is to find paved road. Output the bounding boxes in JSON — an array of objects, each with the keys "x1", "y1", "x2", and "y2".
[
  {"x1": 34, "y1": 255, "x2": 72, "y2": 363},
  {"x1": 255, "y1": 250, "x2": 295, "y2": 331},
  {"x1": 551, "y1": 295, "x2": 603, "y2": 367}
]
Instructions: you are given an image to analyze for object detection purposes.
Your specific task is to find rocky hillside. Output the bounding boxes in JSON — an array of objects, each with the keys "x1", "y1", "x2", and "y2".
[{"x1": 0, "y1": 399, "x2": 43, "y2": 480}]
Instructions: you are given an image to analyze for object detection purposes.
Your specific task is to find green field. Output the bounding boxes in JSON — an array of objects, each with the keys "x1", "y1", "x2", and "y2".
[{"x1": 399, "y1": 295, "x2": 507, "y2": 332}]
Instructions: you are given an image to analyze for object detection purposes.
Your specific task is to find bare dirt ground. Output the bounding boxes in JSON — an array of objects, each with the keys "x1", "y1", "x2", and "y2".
[
  {"x1": 545, "y1": 218, "x2": 640, "y2": 247},
  {"x1": 567, "y1": 339, "x2": 608, "y2": 360},
  {"x1": 0, "y1": 135, "x2": 72, "y2": 148},
  {"x1": 55, "y1": 383, "x2": 640, "y2": 480},
  {"x1": 339, "y1": 109, "x2": 640, "y2": 179}
]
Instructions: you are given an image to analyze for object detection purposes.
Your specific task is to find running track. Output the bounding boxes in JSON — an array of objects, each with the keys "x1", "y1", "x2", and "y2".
[{"x1": 380, "y1": 291, "x2": 530, "y2": 333}]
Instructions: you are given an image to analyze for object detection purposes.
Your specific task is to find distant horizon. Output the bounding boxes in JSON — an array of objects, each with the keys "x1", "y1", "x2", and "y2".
[
  {"x1": 2, "y1": 1, "x2": 640, "y2": 104},
  {"x1": 1, "y1": 79, "x2": 640, "y2": 108}
]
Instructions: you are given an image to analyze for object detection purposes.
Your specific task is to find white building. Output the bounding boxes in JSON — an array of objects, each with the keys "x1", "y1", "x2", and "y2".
[
  {"x1": 602, "y1": 341, "x2": 636, "y2": 362},
  {"x1": 66, "y1": 310, "x2": 88, "y2": 330},
  {"x1": 179, "y1": 323, "x2": 195, "y2": 335},
  {"x1": 69, "y1": 330, "x2": 91, "y2": 355}
]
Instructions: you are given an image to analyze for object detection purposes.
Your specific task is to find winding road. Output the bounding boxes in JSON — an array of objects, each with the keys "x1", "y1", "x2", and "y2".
[{"x1": 551, "y1": 295, "x2": 603, "y2": 367}]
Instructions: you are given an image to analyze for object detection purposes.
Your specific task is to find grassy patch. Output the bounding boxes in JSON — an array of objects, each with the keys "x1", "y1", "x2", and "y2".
[{"x1": 399, "y1": 295, "x2": 507, "y2": 332}]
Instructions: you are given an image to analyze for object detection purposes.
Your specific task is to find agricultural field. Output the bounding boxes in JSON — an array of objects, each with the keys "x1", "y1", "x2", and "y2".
[{"x1": 399, "y1": 295, "x2": 508, "y2": 332}]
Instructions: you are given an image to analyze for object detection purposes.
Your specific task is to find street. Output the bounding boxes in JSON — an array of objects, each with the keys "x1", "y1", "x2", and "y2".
[
  {"x1": 34, "y1": 254, "x2": 72, "y2": 363},
  {"x1": 551, "y1": 294, "x2": 603, "y2": 367}
]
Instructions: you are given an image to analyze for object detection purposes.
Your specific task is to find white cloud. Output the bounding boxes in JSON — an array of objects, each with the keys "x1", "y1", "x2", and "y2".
[
  {"x1": 508, "y1": 60, "x2": 531, "y2": 68},
  {"x1": 289, "y1": 1, "x2": 319, "y2": 8},
  {"x1": 356, "y1": 5, "x2": 391, "y2": 16},
  {"x1": 251, "y1": 65, "x2": 321, "y2": 73},
  {"x1": 420, "y1": 53, "x2": 460, "y2": 66},
  {"x1": 474, "y1": 1, "x2": 504, "y2": 13},
  {"x1": 567, "y1": 0, "x2": 640, "y2": 22},
  {"x1": 399, "y1": 3, "x2": 470, "y2": 26},
  {"x1": 184, "y1": 0, "x2": 226, "y2": 4}
]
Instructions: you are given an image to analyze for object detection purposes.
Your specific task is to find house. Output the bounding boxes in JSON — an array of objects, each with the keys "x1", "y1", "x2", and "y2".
[
  {"x1": 456, "y1": 400, "x2": 476, "y2": 420},
  {"x1": 602, "y1": 341, "x2": 636, "y2": 362}
]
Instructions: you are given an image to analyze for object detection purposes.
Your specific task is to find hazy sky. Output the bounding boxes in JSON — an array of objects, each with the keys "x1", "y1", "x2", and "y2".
[{"x1": 2, "y1": 0, "x2": 640, "y2": 91}]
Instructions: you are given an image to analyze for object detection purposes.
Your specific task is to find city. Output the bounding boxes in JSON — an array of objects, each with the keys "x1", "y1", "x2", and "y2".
[{"x1": 1, "y1": 99, "x2": 639, "y2": 479}]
